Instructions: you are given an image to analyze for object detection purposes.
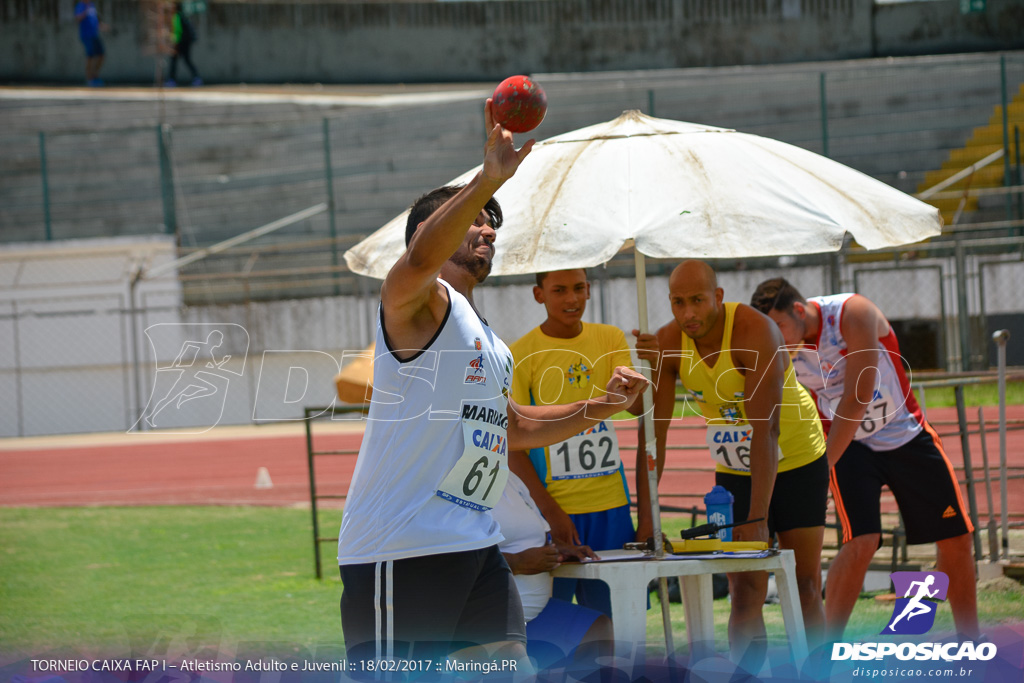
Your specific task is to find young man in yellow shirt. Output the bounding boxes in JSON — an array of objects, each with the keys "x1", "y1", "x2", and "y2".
[{"x1": 509, "y1": 268, "x2": 645, "y2": 618}]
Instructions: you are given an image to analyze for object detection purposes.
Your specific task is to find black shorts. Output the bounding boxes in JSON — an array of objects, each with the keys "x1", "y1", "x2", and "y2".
[
  {"x1": 339, "y1": 545, "x2": 525, "y2": 663},
  {"x1": 831, "y1": 423, "x2": 973, "y2": 545},
  {"x1": 716, "y1": 452, "x2": 829, "y2": 536}
]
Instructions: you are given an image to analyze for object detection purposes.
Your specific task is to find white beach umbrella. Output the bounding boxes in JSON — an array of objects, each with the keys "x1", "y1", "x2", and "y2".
[{"x1": 345, "y1": 110, "x2": 941, "y2": 279}]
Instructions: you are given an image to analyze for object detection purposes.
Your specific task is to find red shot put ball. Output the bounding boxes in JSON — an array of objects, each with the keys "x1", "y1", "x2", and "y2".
[{"x1": 491, "y1": 75, "x2": 547, "y2": 133}]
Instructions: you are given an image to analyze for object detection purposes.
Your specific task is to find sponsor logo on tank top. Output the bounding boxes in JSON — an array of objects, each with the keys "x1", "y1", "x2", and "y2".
[
  {"x1": 461, "y1": 403, "x2": 509, "y2": 429},
  {"x1": 465, "y1": 353, "x2": 487, "y2": 385},
  {"x1": 719, "y1": 404, "x2": 742, "y2": 422}
]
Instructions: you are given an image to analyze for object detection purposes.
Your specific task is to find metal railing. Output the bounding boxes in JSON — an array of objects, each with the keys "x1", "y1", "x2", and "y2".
[
  {"x1": 304, "y1": 405, "x2": 368, "y2": 580},
  {"x1": 300, "y1": 354, "x2": 1021, "y2": 578}
]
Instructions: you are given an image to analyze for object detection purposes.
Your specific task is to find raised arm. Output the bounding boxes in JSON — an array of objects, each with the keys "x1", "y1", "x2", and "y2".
[
  {"x1": 381, "y1": 101, "x2": 534, "y2": 349},
  {"x1": 731, "y1": 305, "x2": 787, "y2": 544},
  {"x1": 826, "y1": 295, "x2": 884, "y2": 468}
]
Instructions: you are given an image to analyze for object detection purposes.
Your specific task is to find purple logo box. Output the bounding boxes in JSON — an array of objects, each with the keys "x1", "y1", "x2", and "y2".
[{"x1": 882, "y1": 571, "x2": 949, "y2": 635}]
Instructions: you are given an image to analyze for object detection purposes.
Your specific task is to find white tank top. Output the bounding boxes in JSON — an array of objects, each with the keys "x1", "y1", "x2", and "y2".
[
  {"x1": 790, "y1": 293, "x2": 924, "y2": 451},
  {"x1": 337, "y1": 280, "x2": 514, "y2": 565},
  {"x1": 492, "y1": 472, "x2": 552, "y2": 622}
]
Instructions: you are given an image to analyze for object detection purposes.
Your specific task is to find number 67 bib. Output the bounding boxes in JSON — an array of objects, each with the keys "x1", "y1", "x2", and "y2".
[
  {"x1": 436, "y1": 418, "x2": 509, "y2": 511},
  {"x1": 828, "y1": 385, "x2": 897, "y2": 441}
]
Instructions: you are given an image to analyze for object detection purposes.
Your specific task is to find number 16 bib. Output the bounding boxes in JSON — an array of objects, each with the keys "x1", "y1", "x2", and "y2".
[
  {"x1": 436, "y1": 418, "x2": 509, "y2": 511},
  {"x1": 706, "y1": 424, "x2": 783, "y2": 472}
]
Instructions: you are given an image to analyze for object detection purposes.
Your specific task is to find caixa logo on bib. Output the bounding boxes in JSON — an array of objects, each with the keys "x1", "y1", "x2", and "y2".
[{"x1": 831, "y1": 571, "x2": 998, "y2": 663}]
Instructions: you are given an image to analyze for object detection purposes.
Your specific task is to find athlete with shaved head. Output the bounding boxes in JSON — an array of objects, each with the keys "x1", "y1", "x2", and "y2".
[{"x1": 639, "y1": 260, "x2": 828, "y2": 666}]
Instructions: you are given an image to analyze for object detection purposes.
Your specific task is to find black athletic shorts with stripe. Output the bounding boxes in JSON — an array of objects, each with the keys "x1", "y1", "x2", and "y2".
[
  {"x1": 339, "y1": 545, "x2": 526, "y2": 664},
  {"x1": 830, "y1": 422, "x2": 974, "y2": 545}
]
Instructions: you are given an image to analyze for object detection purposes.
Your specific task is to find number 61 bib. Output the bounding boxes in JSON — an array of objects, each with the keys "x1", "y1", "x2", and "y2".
[
  {"x1": 436, "y1": 418, "x2": 509, "y2": 511},
  {"x1": 548, "y1": 421, "x2": 620, "y2": 480}
]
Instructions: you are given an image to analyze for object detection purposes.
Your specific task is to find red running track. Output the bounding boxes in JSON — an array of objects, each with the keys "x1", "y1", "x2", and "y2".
[{"x1": 1, "y1": 407, "x2": 1022, "y2": 522}]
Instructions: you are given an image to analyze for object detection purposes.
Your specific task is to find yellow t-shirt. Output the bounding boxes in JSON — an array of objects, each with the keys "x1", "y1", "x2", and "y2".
[
  {"x1": 509, "y1": 323, "x2": 633, "y2": 514},
  {"x1": 678, "y1": 302, "x2": 825, "y2": 475}
]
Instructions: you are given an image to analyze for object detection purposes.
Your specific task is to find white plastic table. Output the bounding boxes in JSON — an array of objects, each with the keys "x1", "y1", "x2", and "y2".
[{"x1": 552, "y1": 548, "x2": 807, "y2": 660}]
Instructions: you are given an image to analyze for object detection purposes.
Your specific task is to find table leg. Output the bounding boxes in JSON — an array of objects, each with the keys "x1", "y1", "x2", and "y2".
[
  {"x1": 605, "y1": 577, "x2": 649, "y2": 658},
  {"x1": 773, "y1": 552, "x2": 808, "y2": 662},
  {"x1": 679, "y1": 573, "x2": 715, "y2": 659}
]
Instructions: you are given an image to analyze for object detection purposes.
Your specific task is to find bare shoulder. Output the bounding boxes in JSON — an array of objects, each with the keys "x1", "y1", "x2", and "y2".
[
  {"x1": 730, "y1": 304, "x2": 784, "y2": 372},
  {"x1": 840, "y1": 294, "x2": 889, "y2": 340},
  {"x1": 655, "y1": 319, "x2": 682, "y2": 348},
  {"x1": 732, "y1": 304, "x2": 782, "y2": 348},
  {"x1": 380, "y1": 279, "x2": 450, "y2": 356},
  {"x1": 655, "y1": 319, "x2": 681, "y2": 345},
  {"x1": 381, "y1": 275, "x2": 444, "y2": 317}
]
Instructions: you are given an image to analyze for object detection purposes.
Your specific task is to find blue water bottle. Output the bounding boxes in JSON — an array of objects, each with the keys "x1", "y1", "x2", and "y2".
[{"x1": 704, "y1": 485, "x2": 735, "y2": 541}]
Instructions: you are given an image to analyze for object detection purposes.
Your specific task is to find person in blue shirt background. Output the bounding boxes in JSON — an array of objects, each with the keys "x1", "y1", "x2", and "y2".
[{"x1": 74, "y1": 0, "x2": 106, "y2": 86}]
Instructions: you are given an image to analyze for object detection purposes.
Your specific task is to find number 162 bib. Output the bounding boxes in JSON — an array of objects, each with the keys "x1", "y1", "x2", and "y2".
[{"x1": 548, "y1": 421, "x2": 620, "y2": 480}]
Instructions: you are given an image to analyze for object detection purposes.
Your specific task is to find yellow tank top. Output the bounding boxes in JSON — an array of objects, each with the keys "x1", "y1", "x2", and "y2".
[
  {"x1": 509, "y1": 323, "x2": 632, "y2": 513},
  {"x1": 679, "y1": 302, "x2": 824, "y2": 475}
]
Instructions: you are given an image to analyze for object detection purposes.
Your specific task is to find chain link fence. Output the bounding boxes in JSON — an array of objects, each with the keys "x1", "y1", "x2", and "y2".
[{"x1": 0, "y1": 235, "x2": 1021, "y2": 438}]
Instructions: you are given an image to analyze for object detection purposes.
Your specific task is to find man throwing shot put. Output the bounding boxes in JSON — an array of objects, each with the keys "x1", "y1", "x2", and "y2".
[
  {"x1": 639, "y1": 260, "x2": 828, "y2": 665},
  {"x1": 750, "y1": 278, "x2": 978, "y2": 641},
  {"x1": 336, "y1": 100, "x2": 648, "y2": 667}
]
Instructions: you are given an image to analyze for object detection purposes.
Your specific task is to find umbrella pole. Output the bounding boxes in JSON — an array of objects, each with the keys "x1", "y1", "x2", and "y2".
[{"x1": 634, "y1": 250, "x2": 675, "y2": 657}]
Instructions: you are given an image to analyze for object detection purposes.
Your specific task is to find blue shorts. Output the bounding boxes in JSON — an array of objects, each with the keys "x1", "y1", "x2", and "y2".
[
  {"x1": 525, "y1": 598, "x2": 603, "y2": 669},
  {"x1": 82, "y1": 35, "x2": 104, "y2": 58},
  {"x1": 551, "y1": 504, "x2": 635, "y2": 617}
]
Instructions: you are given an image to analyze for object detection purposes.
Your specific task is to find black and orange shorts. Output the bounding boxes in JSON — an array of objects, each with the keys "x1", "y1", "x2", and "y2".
[{"x1": 830, "y1": 423, "x2": 974, "y2": 545}]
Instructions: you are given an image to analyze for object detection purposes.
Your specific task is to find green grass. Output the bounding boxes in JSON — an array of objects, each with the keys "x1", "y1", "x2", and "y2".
[
  {"x1": 0, "y1": 506, "x2": 346, "y2": 658},
  {"x1": 668, "y1": 381, "x2": 1024, "y2": 418},
  {"x1": 3, "y1": 507, "x2": 1022, "y2": 660},
  {"x1": 643, "y1": 581, "x2": 1024, "y2": 655},
  {"x1": 642, "y1": 515, "x2": 1024, "y2": 654},
  {"x1": 915, "y1": 380, "x2": 1024, "y2": 409}
]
